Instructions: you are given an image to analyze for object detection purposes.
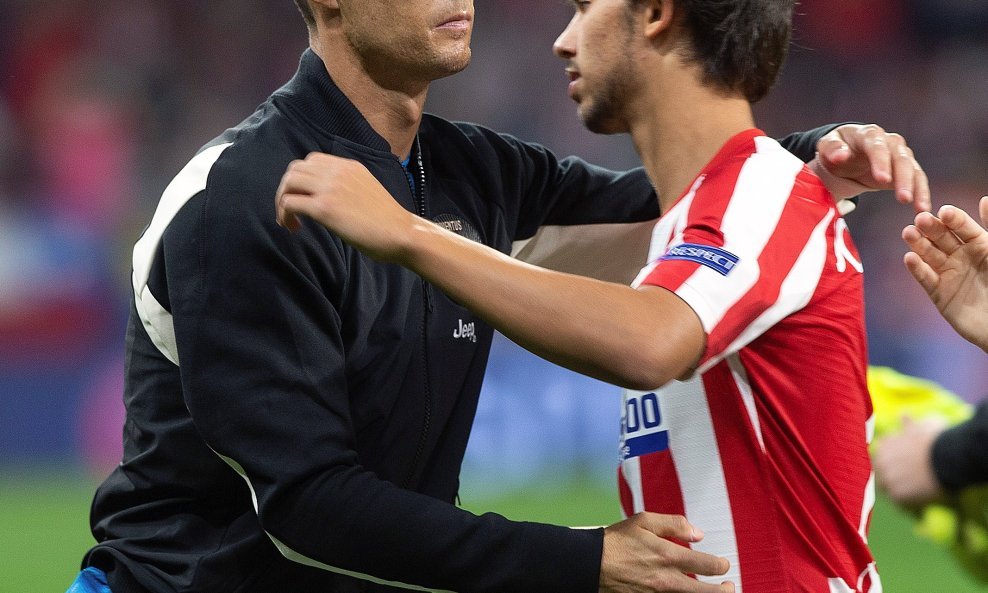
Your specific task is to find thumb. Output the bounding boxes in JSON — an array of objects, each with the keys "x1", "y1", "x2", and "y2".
[{"x1": 816, "y1": 136, "x2": 852, "y2": 170}]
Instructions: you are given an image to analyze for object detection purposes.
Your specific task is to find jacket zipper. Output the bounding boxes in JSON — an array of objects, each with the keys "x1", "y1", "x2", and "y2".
[{"x1": 402, "y1": 137, "x2": 433, "y2": 488}]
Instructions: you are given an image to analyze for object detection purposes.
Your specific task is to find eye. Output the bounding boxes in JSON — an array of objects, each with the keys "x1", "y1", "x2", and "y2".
[{"x1": 572, "y1": 0, "x2": 591, "y2": 12}]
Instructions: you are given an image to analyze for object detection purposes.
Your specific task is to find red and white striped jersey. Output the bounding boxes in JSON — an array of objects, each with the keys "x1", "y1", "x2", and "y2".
[{"x1": 619, "y1": 129, "x2": 878, "y2": 592}]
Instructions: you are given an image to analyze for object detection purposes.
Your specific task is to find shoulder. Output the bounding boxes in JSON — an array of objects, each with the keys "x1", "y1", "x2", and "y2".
[
  {"x1": 207, "y1": 107, "x2": 318, "y2": 203},
  {"x1": 699, "y1": 135, "x2": 831, "y2": 214},
  {"x1": 154, "y1": 105, "x2": 337, "y2": 253}
]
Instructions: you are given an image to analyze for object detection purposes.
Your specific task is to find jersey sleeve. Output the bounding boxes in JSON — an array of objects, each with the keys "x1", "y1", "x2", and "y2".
[
  {"x1": 634, "y1": 148, "x2": 839, "y2": 371},
  {"x1": 774, "y1": 123, "x2": 844, "y2": 163},
  {"x1": 933, "y1": 400, "x2": 988, "y2": 491},
  {"x1": 164, "y1": 151, "x2": 603, "y2": 593}
]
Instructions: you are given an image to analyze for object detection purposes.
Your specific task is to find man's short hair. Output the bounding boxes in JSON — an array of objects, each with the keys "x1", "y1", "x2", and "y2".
[
  {"x1": 294, "y1": 0, "x2": 316, "y2": 30},
  {"x1": 638, "y1": 0, "x2": 795, "y2": 103}
]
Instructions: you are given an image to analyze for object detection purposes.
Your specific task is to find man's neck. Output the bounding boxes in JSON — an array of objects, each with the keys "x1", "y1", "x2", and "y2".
[
  {"x1": 629, "y1": 75, "x2": 755, "y2": 213},
  {"x1": 311, "y1": 38, "x2": 427, "y2": 159}
]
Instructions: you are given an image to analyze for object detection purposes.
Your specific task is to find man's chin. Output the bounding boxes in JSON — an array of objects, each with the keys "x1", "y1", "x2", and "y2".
[
  {"x1": 580, "y1": 111, "x2": 626, "y2": 136},
  {"x1": 430, "y1": 50, "x2": 472, "y2": 80}
]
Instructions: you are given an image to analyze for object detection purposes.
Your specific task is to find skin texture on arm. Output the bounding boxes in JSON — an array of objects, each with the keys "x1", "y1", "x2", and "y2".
[
  {"x1": 276, "y1": 153, "x2": 705, "y2": 391},
  {"x1": 400, "y1": 220, "x2": 706, "y2": 390},
  {"x1": 902, "y1": 196, "x2": 988, "y2": 352}
]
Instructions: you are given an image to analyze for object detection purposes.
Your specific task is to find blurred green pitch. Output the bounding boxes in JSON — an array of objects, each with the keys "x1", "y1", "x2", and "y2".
[{"x1": 2, "y1": 471, "x2": 986, "y2": 593}]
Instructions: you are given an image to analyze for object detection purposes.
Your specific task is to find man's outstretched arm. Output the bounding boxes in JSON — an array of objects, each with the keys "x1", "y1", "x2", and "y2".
[{"x1": 276, "y1": 153, "x2": 705, "y2": 391}]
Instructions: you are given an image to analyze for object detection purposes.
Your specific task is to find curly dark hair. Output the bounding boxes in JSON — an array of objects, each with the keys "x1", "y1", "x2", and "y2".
[{"x1": 633, "y1": 0, "x2": 795, "y2": 103}]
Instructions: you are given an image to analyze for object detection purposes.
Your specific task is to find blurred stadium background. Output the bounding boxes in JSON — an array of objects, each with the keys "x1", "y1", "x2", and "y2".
[{"x1": 1, "y1": 0, "x2": 987, "y2": 591}]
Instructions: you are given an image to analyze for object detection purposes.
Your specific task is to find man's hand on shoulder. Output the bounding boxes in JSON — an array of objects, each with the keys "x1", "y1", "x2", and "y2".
[
  {"x1": 275, "y1": 152, "x2": 418, "y2": 263},
  {"x1": 599, "y1": 513, "x2": 733, "y2": 593},
  {"x1": 811, "y1": 123, "x2": 931, "y2": 213}
]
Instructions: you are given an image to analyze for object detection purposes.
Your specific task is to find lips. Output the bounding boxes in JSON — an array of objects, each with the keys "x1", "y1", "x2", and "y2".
[
  {"x1": 436, "y1": 12, "x2": 472, "y2": 29},
  {"x1": 565, "y1": 69, "x2": 581, "y2": 99}
]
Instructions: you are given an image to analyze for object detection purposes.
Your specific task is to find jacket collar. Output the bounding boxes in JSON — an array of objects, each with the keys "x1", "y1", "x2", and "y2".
[{"x1": 274, "y1": 49, "x2": 394, "y2": 154}]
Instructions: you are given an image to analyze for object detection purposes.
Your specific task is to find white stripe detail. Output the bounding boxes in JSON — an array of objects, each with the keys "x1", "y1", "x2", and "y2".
[
  {"x1": 632, "y1": 176, "x2": 703, "y2": 288},
  {"x1": 138, "y1": 288, "x2": 179, "y2": 365},
  {"x1": 861, "y1": 562, "x2": 882, "y2": 593},
  {"x1": 828, "y1": 577, "x2": 855, "y2": 593},
  {"x1": 834, "y1": 218, "x2": 863, "y2": 273},
  {"x1": 830, "y1": 562, "x2": 882, "y2": 593},
  {"x1": 622, "y1": 456, "x2": 646, "y2": 515},
  {"x1": 865, "y1": 413, "x2": 876, "y2": 445},
  {"x1": 131, "y1": 143, "x2": 233, "y2": 365},
  {"x1": 665, "y1": 140, "x2": 804, "y2": 334},
  {"x1": 215, "y1": 452, "x2": 452, "y2": 592},
  {"x1": 696, "y1": 141, "x2": 801, "y2": 326},
  {"x1": 726, "y1": 353, "x2": 764, "y2": 452},
  {"x1": 859, "y1": 471, "x2": 876, "y2": 542},
  {"x1": 661, "y1": 379, "x2": 742, "y2": 590},
  {"x1": 860, "y1": 412, "x2": 879, "y2": 542},
  {"x1": 698, "y1": 210, "x2": 833, "y2": 373}
]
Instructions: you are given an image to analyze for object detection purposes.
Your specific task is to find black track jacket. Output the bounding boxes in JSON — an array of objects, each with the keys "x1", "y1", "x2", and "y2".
[
  {"x1": 934, "y1": 400, "x2": 988, "y2": 491},
  {"x1": 83, "y1": 49, "x2": 831, "y2": 593}
]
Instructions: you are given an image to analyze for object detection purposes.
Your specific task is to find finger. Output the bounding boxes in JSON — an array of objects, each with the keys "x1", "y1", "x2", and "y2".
[
  {"x1": 980, "y1": 196, "x2": 988, "y2": 229},
  {"x1": 886, "y1": 137, "x2": 917, "y2": 205},
  {"x1": 685, "y1": 574, "x2": 736, "y2": 593},
  {"x1": 938, "y1": 204, "x2": 985, "y2": 244},
  {"x1": 275, "y1": 182, "x2": 291, "y2": 229},
  {"x1": 832, "y1": 124, "x2": 893, "y2": 185},
  {"x1": 903, "y1": 225, "x2": 951, "y2": 272},
  {"x1": 635, "y1": 513, "x2": 703, "y2": 542},
  {"x1": 275, "y1": 189, "x2": 302, "y2": 231},
  {"x1": 857, "y1": 125, "x2": 894, "y2": 185},
  {"x1": 902, "y1": 220, "x2": 948, "y2": 263},
  {"x1": 664, "y1": 543, "x2": 731, "y2": 578},
  {"x1": 275, "y1": 170, "x2": 311, "y2": 230},
  {"x1": 275, "y1": 198, "x2": 302, "y2": 231},
  {"x1": 275, "y1": 161, "x2": 301, "y2": 209},
  {"x1": 276, "y1": 163, "x2": 319, "y2": 208},
  {"x1": 661, "y1": 572, "x2": 735, "y2": 593},
  {"x1": 279, "y1": 193, "x2": 322, "y2": 228},
  {"x1": 903, "y1": 251, "x2": 940, "y2": 296},
  {"x1": 914, "y1": 211, "x2": 963, "y2": 255},
  {"x1": 911, "y1": 163, "x2": 932, "y2": 213},
  {"x1": 308, "y1": 151, "x2": 373, "y2": 179},
  {"x1": 815, "y1": 130, "x2": 852, "y2": 169}
]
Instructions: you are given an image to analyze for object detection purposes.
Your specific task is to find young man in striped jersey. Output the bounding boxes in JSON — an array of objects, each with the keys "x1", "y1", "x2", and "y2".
[{"x1": 278, "y1": 0, "x2": 886, "y2": 590}]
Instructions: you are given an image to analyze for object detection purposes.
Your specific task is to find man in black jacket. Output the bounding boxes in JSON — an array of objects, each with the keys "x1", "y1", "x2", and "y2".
[{"x1": 70, "y1": 1, "x2": 928, "y2": 592}]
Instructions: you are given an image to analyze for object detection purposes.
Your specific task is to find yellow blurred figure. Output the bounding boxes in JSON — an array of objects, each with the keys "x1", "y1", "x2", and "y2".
[{"x1": 868, "y1": 366, "x2": 988, "y2": 581}]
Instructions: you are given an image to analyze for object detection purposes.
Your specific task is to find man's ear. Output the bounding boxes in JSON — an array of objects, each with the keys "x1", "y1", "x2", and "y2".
[
  {"x1": 308, "y1": 0, "x2": 342, "y2": 28},
  {"x1": 311, "y1": 0, "x2": 340, "y2": 8},
  {"x1": 642, "y1": 0, "x2": 675, "y2": 40}
]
